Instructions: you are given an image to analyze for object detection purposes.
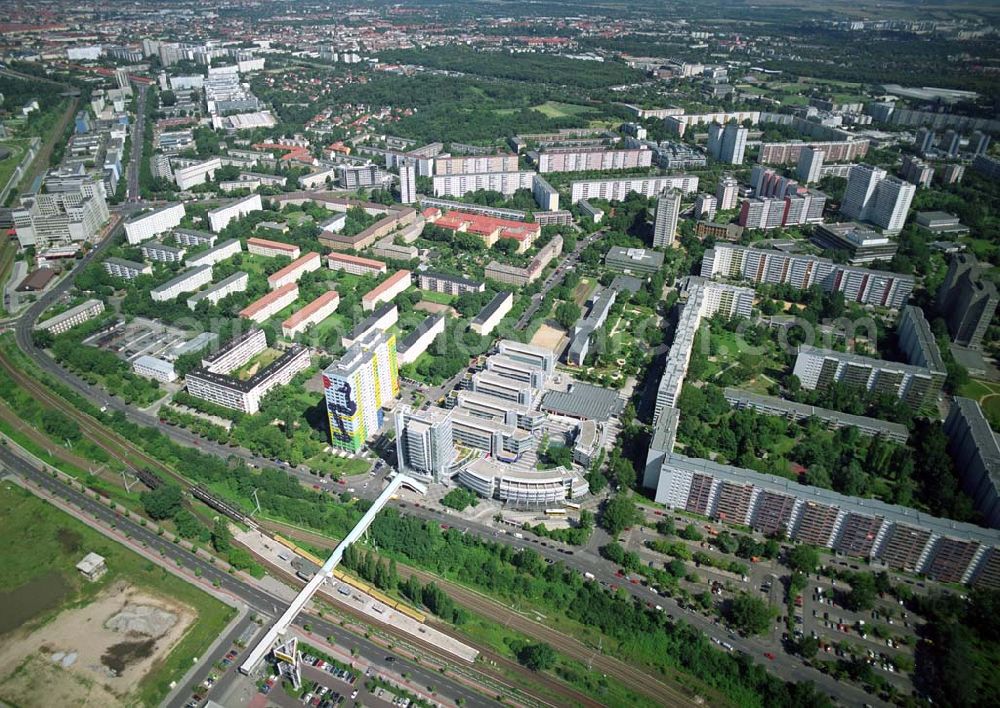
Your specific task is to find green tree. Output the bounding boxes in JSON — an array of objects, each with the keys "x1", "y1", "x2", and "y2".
[
  {"x1": 728, "y1": 594, "x2": 774, "y2": 636},
  {"x1": 517, "y1": 643, "x2": 556, "y2": 672},
  {"x1": 141, "y1": 484, "x2": 183, "y2": 520},
  {"x1": 844, "y1": 572, "x2": 878, "y2": 611},
  {"x1": 787, "y1": 545, "x2": 820, "y2": 574},
  {"x1": 601, "y1": 494, "x2": 640, "y2": 536},
  {"x1": 554, "y1": 301, "x2": 581, "y2": 330},
  {"x1": 211, "y1": 518, "x2": 231, "y2": 553}
]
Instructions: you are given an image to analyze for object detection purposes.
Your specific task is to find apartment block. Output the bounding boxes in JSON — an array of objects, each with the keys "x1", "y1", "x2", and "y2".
[
  {"x1": 173, "y1": 228, "x2": 217, "y2": 248},
  {"x1": 716, "y1": 176, "x2": 739, "y2": 210},
  {"x1": 124, "y1": 202, "x2": 184, "y2": 245},
  {"x1": 701, "y1": 243, "x2": 914, "y2": 308},
  {"x1": 282, "y1": 290, "x2": 340, "y2": 338},
  {"x1": 758, "y1": 139, "x2": 869, "y2": 165},
  {"x1": 707, "y1": 123, "x2": 747, "y2": 165},
  {"x1": 694, "y1": 193, "x2": 717, "y2": 220},
  {"x1": 897, "y1": 305, "x2": 947, "y2": 374},
  {"x1": 531, "y1": 174, "x2": 560, "y2": 211},
  {"x1": 185, "y1": 238, "x2": 243, "y2": 268},
  {"x1": 484, "y1": 235, "x2": 562, "y2": 286},
  {"x1": 471, "y1": 291, "x2": 513, "y2": 336},
  {"x1": 936, "y1": 253, "x2": 999, "y2": 349},
  {"x1": 653, "y1": 190, "x2": 681, "y2": 247},
  {"x1": 103, "y1": 257, "x2": 151, "y2": 281},
  {"x1": 432, "y1": 171, "x2": 535, "y2": 198},
  {"x1": 240, "y1": 282, "x2": 299, "y2": 322},
  {"x1": 342, "y1": 303, "x2": 398, "y2": 348},
  {"x1": 944, "y1": 398, "x2": 1000, "y2": 529},
  {"x1": 647, "y1": 452, "x2": 1000, "y2": 587},
  {"x1": 35, "y1": 299, "x2": 105, "y2": 335},
  {"x1": 323, "y1": 330, "x2": 399, "y2": 452},
  {"x1": 397, "y1": 313, "x2": 446, "y2": 365},
  {"x1": 724, "y1": 388, "x2": 908, "y2": 443},
  {"x1": 362, "y1": 270, "x2": 412, "y2": 311},
  {"x1": 841, "y1": 164, "x2": 915, "y2": 233},
  {"x1": 327, "y1": 252, "x2": 387, "y2": 276},
  {"x1": 187, "y1": 336, "x2": 310, "y2": 414},
  {"x1": 434, "y1": 154, "x2": 518, "y2": 175},
  {"x1": 791, "y1": 345, "x2": 943, "y2": 408},
  {"x1": 266, "y1": 252, "x2": 320, "y2": 290},
  {"x1": 418, "y1": 271, "x2": 485, "y2": 296},
  {"x1": 247, "y1": 237, "x2": 300, "y2": 259},
  {"x1": 532, "y1": 146, "x2": 652, "y2": 173},
  {"x1": 150, "y1": 265, "x2": 213, "y2": 302},
  {"x1": 173, "y1": 157, "x2": 222, "y2": 190},
  {"x1": 208, "y1": 194, "x2": 262, "y2": 232},
  {"x1": 141, "y1": 241, "x2": 186, "y2": 263},
  {"x1": 186, "y1": 271, "x2": 249, "y2": 310},
  {"x1": 569, "y1": 175, "x2": 699, "y2": 204}
]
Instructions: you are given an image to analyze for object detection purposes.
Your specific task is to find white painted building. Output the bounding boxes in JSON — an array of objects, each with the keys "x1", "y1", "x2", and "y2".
[{"x1": 208, "y1": 194, "x2": 262, "y2": 232}]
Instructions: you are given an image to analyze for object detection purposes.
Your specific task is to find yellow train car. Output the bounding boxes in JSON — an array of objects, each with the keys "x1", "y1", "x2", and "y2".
[{"x1": 273, "y1": 535, "x2": 427, "y2": 622}]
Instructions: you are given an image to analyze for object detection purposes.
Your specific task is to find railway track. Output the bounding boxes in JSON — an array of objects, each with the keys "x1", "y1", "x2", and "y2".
[
  {"x1": 249, "y1": 549, "x2": 600, "y2": 708},
  {"x1": 259, "y1": 520, "x2": 707, "y2": 708}
]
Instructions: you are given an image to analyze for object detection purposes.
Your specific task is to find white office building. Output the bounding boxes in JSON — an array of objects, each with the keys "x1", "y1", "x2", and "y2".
[
  {"x1": 132, "y1": 355, "x2": 177, "y2": 383},
  {"x1": 394, "y1": 406, "x2": 456, "y2": 481}
]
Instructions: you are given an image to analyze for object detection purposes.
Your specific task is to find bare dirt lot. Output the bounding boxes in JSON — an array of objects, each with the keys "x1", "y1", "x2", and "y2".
[
  {"x1": 414, "y1": 300, "x2": 458, "y2": 317},
  {"x1": 0, "y1": 582, "x2": 194, "y2": 708},
  {"x1": 530, "y1": 323, "x2": 567, "y2": 354}
]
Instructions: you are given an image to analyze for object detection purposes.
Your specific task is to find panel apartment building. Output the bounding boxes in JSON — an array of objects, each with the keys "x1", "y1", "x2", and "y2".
[
  {"x1": 323, "y1": 330, "x2": 399, "y2": 453},
  {"x1": 434, "y1": 154, "x2": 518, "y2": 175},
  {"x1": 569, "y1": 175, "x2": 699, "y2": 204},
  {"x1": 185, "y1": 329, "x2": 310, "y2": 414},
  {"x1": 758, "y1": 139, "x2": 870, "y2": 165},
  {"x1": 791, "y1": 344, "x2": 943, "y2": 409},
  {"x1": 701, "y1": 243, "x2": 914, "y2": 308},
  {"x1": 647, "y1": 451, "x2": 1000, "y2": 588},
  {"x1": 531, "y1": 146, "x2": 652, "y2": 174}
]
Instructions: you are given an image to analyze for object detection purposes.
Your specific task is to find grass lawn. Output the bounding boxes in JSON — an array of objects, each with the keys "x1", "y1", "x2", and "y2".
[
  {"x1": 0, "y1": 484, "x2": 235, "y2": 706},
  {"x1": 0, "y1": 139, "x2": 29, "y2": 192},
  {"x1": 233, "y1": 347, "x2": 283, "y2": 380},
  {"x1": 958, "y1": 379, "x2": 1000, "y2": 400},
  {"x1": 305, "y1": 452, "x2": 370, "y2": 477},
  {"x1": 530, "y1": 101, "x2": 597, "y2": 119},
  {"x1": 418, "y1": 289, "x2": 456, "y2": 306}
]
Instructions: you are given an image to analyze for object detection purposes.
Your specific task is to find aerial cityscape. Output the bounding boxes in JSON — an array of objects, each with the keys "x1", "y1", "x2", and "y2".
[{"x1": 0, "y1": 1, "x2": 998, "y2": 707}]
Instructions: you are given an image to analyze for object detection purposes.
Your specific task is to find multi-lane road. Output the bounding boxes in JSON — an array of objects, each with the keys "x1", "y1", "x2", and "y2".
[{"x1": 127, "y1": 84, "x2": 147, "y2": 202}]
